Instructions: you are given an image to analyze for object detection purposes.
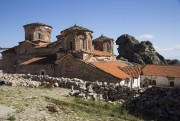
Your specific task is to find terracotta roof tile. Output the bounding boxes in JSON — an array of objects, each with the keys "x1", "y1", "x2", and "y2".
[
  {"x1": 84, "y1": 54, "x2": 93, "y2": 62},
  {"x1": 21, "y1": 54, "x2": 56, "y2": 65},
  {"x1": 90, "y1": 61, "x2": 131, "y2": 79},
  {"x1": 25, "y1": 40, "x2": 39, "y2": 46},
  {"x1": 92, "y1": 50, "x2": 112, "y2": 57},
  {"x1": 20, "y1": 57, "x2": 45, "y2": 65},
  {"x1": 143, "y1": 65, "x2": 180, "y2": 78},
  {"x1": 119, "y1": 66, "x2": 142, "y2": 78},
  {"x1": 32, "y1": 40, "x2": 51, "y2": 43},
  {"x1": 35, "y1": 44, "x2": 49, "y2": 48},
  {"x1": 20, "y1": 40, "x2": 50, "y2": 48}
]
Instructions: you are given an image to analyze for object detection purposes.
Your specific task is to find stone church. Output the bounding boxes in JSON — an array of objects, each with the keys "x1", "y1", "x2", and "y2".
[{"x1": 1, "y1": 23, "x2": 141, "y2": 87}]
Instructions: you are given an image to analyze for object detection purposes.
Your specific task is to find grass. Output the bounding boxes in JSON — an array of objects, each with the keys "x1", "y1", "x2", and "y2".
[
  {"x1": 45, "y1": 96, "x2": 143, "y2": 121},
  {"x1": 0, "y1": 86, "x2": 157, "y2": 121},
  {"x1": 6, "y1": 115, "x2": 16, "y2": 121}
]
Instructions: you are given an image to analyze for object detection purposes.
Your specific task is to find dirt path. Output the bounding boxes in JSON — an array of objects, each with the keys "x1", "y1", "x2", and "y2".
[{"x1": 0, "y1": 105, "x2": 16, "y2": 119}]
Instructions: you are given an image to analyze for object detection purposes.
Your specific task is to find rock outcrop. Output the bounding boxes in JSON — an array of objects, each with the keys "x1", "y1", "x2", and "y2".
[
  {"x1": 166, "y1": 59, "x2": 180, "y2": 65},
  {"x1": 126, "y1": 87, "x2": 180, "y2": 121},
  {"x1": 116, "y1": 34, "x2": 166, "y2": 64}
]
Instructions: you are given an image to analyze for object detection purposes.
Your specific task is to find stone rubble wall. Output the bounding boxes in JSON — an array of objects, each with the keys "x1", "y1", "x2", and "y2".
[
  {"x1": 1, "y1": 70, "x2": 179, "y2": 120},
  {"x1": 125, "y1": 86, "x2": 180, "y2": 121},
  {"x1": 0, "y1": 70, "x2": 140, "y2": 102}
]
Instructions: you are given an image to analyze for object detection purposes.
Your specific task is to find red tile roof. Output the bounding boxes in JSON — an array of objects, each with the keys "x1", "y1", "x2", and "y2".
[
  {"x1": 143, "y1": 65, "x2": 180, "y2": 78},
  {"x1": 21, "y1": 55, "x2": 56, "y2": 65},
  {"x1": 21, "y1": 57, "x2": 46, "y2": 65},
  {"x1": 35, "y1": 44, "x2": 49, "y2": 48},
  {"x1": 32, "y1": 40, "x2": 51, "y2": 43},
  {"x1": 84, "y1": 54, "x2": 93, "y2": 62},
  {"x1": 119, "y1": 66, "x2": 142, "y2": 78},
  {"x1": 92, "y1": 50, "x2": 112, "y2": 57},
  {"x1": 19, "y1": 40, "x2": 50, "y2": 48},
  {"x1": 25, "y1": 40, "x2": 39, "y2": 46},
  {"x1": 90, "y1": 61, "x2": 131, "y2": 79}
]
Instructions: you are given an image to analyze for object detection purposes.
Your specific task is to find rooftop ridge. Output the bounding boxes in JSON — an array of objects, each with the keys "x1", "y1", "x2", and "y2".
[
  {"x1": 23, "y1": 22, "x2": 52, "y2": 28},
  {"x1": 61, "y1": 24, "x2": 93, "y2": 33}
]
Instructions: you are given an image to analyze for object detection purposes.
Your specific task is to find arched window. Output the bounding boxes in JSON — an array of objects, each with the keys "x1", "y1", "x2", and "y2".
[
  {"x1": 29, "y1": 34, "x2": 33, "y2": 41},
  {"x1": 152, "y1": 80, "x2": 156, "y2": 85},
  {"x1": 41, "y1": 71, "x2": 45, "y2": 75},
  {"x1": 38, "y1": 33, "x2": 42, "y2": 40},
  {"x1": 80, "y1": 39, "x2": 84, "y2": 50},
  {"x1": 170, "y1": 81, "x2": 174, "y2": 87},
  {"x1": 70, "y1": 41, "x2": 73, "y2": 51},
  {"x1": 103, "y1": 43, "x2": 108, "y2": 52}
]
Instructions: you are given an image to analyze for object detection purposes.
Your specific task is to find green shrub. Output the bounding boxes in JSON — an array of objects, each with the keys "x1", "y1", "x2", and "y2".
[{"x1": 6, "y1": 115, "x2": 16, "y2": 121}]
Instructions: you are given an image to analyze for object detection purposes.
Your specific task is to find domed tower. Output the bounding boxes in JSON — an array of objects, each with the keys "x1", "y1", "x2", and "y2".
[
  {"x1": 23, "y1": 22, "x2": 52, "y2": 44},
  {"x1": 57, "y1": 24, "x2": 93, "y2": 53},
  {"x1": 93, "y1": 34, "x2": 114, "y2": 54}
]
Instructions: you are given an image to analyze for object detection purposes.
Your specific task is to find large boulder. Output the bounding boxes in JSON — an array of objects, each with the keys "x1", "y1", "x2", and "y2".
[
  {"x1": 166, "y1": 59, "x2": 180, "y2": 65},
  {"x1": 116, "y1": 34, "x2": 167, "y2": 64}
]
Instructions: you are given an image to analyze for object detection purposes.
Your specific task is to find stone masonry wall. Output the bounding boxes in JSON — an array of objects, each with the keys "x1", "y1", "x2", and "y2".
[
  {"x1": 126, "y1": 86, "x2": 180, "y2": 121},
  {"x1": 1, "y1": 53, "x2": 17, "y2": 73},
  {"x1": 16, "y1": 64, "x2": 54, "y2": 76},
  {"x1": 0, "y1": 70, "x2": 138, "y2": 103},
  {"x1": 1, "y1": 70, "x2": 179, "y2": 120},
  {"x1": 56, "y1": 55, "x2": 122, "y2": 83}
]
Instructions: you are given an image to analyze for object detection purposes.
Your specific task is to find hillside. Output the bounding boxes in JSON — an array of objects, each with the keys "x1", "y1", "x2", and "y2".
[{"x1": 0, "y1": 86, "x2": 145, "y2": 121}]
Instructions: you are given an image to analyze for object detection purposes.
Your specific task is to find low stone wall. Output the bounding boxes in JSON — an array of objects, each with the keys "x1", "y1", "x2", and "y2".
[
  {"x1": 0, "y1": 70, "x2": 141, "y2": 102},
  {"x1": 125, "y1": 86, "x2": 180, "y2": 121},
  {"x1": 69, "y1": 81, "x2": 142, "y2": 102},
  {"x1": 1, "y1": 71, "x2": 179, "y2": 120}
]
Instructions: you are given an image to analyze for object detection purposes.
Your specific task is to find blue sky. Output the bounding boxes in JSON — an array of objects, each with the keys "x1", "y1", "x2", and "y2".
[{"x1": 0, "y1": 0, "x2": 180, "y2": 59}]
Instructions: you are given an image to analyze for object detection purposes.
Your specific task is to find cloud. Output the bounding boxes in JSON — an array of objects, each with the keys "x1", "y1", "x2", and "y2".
[
  {"x1": 154, "y1": 45, "x2": 159, "y2": 50},
  {"x1": 175, "y1": 45, "x2": 180, "y2": 50},
  {"x1": 155, "y1": 45, "x2": 180, "y2": 60},
  {"x1": 156, "y1": 45, "x2": 180, "y2": 51},
  {"x1": 138, "y1": 34, "x2": 154, "y2": 39}
]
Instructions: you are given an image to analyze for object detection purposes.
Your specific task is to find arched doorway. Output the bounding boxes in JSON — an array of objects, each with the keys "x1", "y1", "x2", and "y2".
[
  {"x1": 152, "y1": 80, "x2": 156, "y2": 85},
  {"x1": 41, "y1": 71, "x2": 45, "y2": 75},
  {"x1": 170, "y1": 81, "x2": 174, "y2": 87}
]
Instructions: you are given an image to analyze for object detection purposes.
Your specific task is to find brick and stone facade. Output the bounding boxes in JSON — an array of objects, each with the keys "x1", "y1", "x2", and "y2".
[
  {"x1": 23, "y1": 22, "x2": 52, "y2": 44},
  {"x1": 1, "y1": 22, "x2": 140, "y2": 87},
  {"x1": 93, "y1": 35, "x2": 114, "y2": 54}
]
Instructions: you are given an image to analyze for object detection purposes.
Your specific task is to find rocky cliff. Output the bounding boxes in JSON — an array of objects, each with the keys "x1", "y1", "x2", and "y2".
[{"x1": 116, "y1": 34, "x2": 167, "y2": 64}]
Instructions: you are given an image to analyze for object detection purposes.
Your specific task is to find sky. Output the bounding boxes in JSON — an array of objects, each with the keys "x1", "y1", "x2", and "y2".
[{"x1": 0, "y1": 0, "x2": 180, "y2": 60}]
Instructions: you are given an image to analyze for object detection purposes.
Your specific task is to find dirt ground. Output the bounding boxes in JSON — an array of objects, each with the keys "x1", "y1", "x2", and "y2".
[{"x1": 0, "y1": 86, "x2": 94, "y2": 121}]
